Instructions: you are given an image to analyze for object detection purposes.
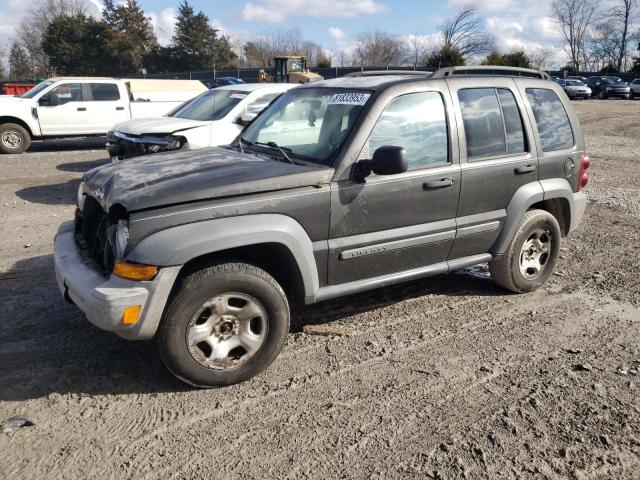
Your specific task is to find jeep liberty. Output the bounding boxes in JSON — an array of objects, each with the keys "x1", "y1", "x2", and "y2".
[{"x1": 54, "y1": 67, "x2": 589, "y2": 387}]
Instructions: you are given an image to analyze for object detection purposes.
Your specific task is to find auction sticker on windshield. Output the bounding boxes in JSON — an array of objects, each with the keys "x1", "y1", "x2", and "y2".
[{"x1": 329, "y1": 93, "x2": 371, "y2": 106}]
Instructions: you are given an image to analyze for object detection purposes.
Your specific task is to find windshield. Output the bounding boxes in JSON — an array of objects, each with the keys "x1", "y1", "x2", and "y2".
[
  {"x1": 170, "y1": 89, "x2": 247, "y2": 121},
  {"x1": 602, "y1": 77, "x2": 624, "y2": 85},
  {"x1": 566, "y1": 80, "x2": 584, "y2": 86},
  {"x1": 20, "y1": 81, "x2": 54, "y2": 99},
  {"x1": 240, "y1": 88, "x2": 372, "y2": 166},
  {"x1": 288, "y1": 59, "x2": 304, "y2": 72}
]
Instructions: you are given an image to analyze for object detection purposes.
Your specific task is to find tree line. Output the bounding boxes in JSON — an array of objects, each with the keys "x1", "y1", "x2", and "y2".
[{"x1": 1, "y1": 1, "x2": 639, "y2": 80}]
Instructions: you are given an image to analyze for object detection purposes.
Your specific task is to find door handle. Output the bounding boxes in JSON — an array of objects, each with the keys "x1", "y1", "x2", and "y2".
[
  {"x1": 116, "y1": 106, "x2": 125, "y2": 111},
  {"x1": 515, "y1": 164, "x2": 536, "y2": 174},
  {"x1": 423, "y1": 178, "x2": 454, "y2": 189},
  {"x1": 77, "y1": 107, "x2": 87, "y2": 112}
]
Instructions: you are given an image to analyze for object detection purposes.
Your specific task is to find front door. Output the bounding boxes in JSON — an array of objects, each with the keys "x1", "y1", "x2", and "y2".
[
  {"x1": 37, "y1": 83, "x2": 89, "y2": 136},
  {"x1": 328, "y1": 87, "x2": 461, "y2": 285}
]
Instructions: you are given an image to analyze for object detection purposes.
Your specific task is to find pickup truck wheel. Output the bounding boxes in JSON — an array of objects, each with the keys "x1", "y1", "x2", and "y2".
[
  {"x1": 489, "y1": 209, "x2": 561, "y2": 294},
  {"x1": 157, "y1": 262, "x2": 290, "y2": 388},
  {"x1": 0, "y1": 123, "x2": 31, "y2": 154}
]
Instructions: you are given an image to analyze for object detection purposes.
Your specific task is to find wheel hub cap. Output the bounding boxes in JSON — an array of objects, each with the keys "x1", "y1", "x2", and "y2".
[
  {"x1": 2, "y1": 131, "x2": 23, "y2": 149},
  {"x1": 186, "y1": 293, "x2": 268, "y2": 370},
  {"x1": 519, "y1": 228, "x2": 552, "y2": 280}
]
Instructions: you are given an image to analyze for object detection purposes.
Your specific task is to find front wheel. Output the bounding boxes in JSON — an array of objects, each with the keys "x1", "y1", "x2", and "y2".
[
  {"x1": 0, "y1": 123, "x2": 31, "y2": 154},
  {"x1": 157, "y1": 262, "x2": 290, "y2": 388},
  {"x1": 490, "y1": 209, "x2": 561, "y2": 294}
]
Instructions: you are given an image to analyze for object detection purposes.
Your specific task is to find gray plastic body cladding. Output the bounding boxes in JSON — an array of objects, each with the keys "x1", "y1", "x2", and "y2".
[
  {"x1": 126, "y1": 214, "x2": 321, "y2": 297},
  {"x1": 491, "y1": 178, "x2": 579, "y2": 254}
]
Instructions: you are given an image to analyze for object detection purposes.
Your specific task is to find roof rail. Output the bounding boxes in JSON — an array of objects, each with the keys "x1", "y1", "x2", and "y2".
[
  {"x1": 431, "y1": 66, "x2": 550, "y2": 80},
  {"x1": 344, "y1": 70, "x2": 433, "y2": 78}
]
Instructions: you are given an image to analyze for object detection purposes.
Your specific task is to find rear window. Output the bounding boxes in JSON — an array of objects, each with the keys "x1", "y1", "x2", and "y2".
[
  {"x1": 90, "y1": 83, "x2": 120, "y2": 101},
  {"x1": 458, "y1": 88, "x2": 526, "y2": 160},
  {"x1": 525, "y1": 88, "x2": 574, "y2": 152}
]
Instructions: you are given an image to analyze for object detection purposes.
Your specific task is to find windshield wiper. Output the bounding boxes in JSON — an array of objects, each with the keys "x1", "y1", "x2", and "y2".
[{"x1": 255, "y1": 141, "x2": 296, "y2": 165}]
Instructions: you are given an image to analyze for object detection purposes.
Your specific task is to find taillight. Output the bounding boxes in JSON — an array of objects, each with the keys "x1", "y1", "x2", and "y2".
[{"x1": 578, "y1": 153, "x2": 591, "y2": 191}]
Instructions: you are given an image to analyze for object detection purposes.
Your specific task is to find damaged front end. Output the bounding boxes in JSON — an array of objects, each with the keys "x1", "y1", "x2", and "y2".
[{"x1": 107, "y1": 130, "x2": 184, "y2": 162}]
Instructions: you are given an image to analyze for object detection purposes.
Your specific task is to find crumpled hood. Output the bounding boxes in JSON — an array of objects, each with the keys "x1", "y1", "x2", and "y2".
[
  {"x1": 113, "y1": 117, "x2": 210, "y2": 135},
  {"x1": 82, "y1": 147, "x2": 334, "y2": 212}
]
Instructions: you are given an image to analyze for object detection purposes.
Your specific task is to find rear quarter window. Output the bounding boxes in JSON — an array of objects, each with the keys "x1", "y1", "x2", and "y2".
[{"x1": 525, "y1": 88, "x2": 574, "y2": 152}]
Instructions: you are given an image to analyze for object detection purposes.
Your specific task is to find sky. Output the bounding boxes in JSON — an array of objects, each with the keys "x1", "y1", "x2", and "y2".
[{"x1": 0, "y1": 0, "x2": 569, "y2": 66}]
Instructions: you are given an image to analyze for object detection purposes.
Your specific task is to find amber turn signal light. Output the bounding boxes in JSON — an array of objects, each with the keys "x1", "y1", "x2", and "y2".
[
  {"x1": 121, "y1": 305, "x2": 142, "y2": 325},
  {"x1": 113, "y1": 261, "x2": 158, "y2": 281}
]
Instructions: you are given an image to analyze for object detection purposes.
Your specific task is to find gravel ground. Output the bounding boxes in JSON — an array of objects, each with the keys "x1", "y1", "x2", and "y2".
[{"x1": 1, "y1": 100, "x2": 640, "y2": 479}]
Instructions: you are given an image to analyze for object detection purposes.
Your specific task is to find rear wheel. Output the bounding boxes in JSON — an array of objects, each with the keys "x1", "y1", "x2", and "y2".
[
  {"x1": 490, "y1": 209, "x2": 561, "y2": 294},
  {"x1": 0, "y1": 123, "x2": 31, "y2": 154},
  {"x1": 157, "y1": 262, "x2": 290, "y2": 388}
]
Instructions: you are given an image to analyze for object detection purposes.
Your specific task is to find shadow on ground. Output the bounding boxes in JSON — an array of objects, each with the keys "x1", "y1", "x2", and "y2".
[
  {"x1": 57, "y1": 158, "x2": 110, "y2": 173},
  {"x1": 0, "y1": 253, "x2": 505, "y2": 402},
  {"x1": 14, "y1": 178, "x2": 81, "y2": 205},
  {"x1": 27, "y1": 137, "x2": 107, "y2": 153}
]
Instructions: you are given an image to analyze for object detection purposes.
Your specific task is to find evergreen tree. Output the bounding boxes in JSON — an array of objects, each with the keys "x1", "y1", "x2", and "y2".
[
  {"x1": 42, "y1": 13, "x2": 117, "y2": 76},
  {"x1": 102, "y1": 0, "x2": 157, "y2": 73},
  {"x1": 427, "y1": 46, "x2": 465, "y2": 67},
  {"x1": 481, "y1": 50, "x2": 505, "y2": 66},
  {"x1": 171, "y1": 1, "x2": 235, "y2": 71},
  {"x1": 9, "y1": 42, "x2": 33, "y2": 79}
]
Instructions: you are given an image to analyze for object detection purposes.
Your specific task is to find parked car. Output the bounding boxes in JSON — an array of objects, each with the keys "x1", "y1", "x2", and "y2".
[
  {"x1": 586, "y1": 76, "x2": 631, "y2": 99},
  {"x1": 206, "y1": 77, "x2": 245, "y2": 88},
  {"x1": 106, "y1": 83, "x2": 295, "y2": 161},
  {"x1": 556, "y1": 79, "x2": 591, "y2": 99},
  {"x1": 630, "y1": 78, "x2": 640, "y2": 99},
  {"x1": 0, "y1": 77, "x2": 207, "y2": 154},
  {"x1": 55, "y1": 67, "x2": 589, "y2": 387}
]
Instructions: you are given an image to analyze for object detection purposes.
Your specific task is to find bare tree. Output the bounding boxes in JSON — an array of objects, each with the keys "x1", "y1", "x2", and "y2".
[
  {"x1": 16, "y1": 0, "x2": 88, "y2": 76},
  {"x1": 242, "y1": 28, "x2": 328, "y2": 68},
  {"x1": 353, "y1": 30, "x2": 408, "y2": 67},
  {"x1": 526, "y1": 46, "x2": 556, "y2": 70},
  {"x1": 611, "y1": 0, "x2": 636, "y2": 71},
  {"x1": 551, "y1": 0, "x2": 599, "y2": 71},
  {"x1": 406, "y1": 35, "x2": 430, "y2": 68},
  {"x1": 438, "y1": 7, "x2": 495, "y2": 60}
]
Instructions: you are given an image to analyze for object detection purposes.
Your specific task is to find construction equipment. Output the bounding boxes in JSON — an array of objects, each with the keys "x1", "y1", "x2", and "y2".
[{"x1": 258, "y1": 56, "x2": 323, "y2": 84}]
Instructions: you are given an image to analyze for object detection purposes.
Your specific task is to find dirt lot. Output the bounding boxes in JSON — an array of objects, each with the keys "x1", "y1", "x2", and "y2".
[{"x1": 1, "y1": 100, "x2": 639, "y2": 479}]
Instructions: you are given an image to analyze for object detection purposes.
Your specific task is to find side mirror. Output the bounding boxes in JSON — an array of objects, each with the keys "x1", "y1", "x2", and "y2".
[
  {"x1": 357, "y1": 146, "x2": 408, "y2": 178},
  {"x1": 235, "y1": 113, "x2": 257, "y2": 126},
  {"x1": 38, "y1": 94, "x2": 51, "y2": 107}
]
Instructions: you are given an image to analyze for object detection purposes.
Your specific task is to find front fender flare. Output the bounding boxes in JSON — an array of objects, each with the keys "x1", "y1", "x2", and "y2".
[{"x1": 126, "y1": 214, "x2": 320, "y2": 297}]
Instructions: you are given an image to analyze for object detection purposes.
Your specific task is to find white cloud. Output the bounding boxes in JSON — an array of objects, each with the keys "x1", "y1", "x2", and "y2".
[
  {"x1": 148, "y1": 8, "x2": 177, "y2": 46},
  {"x1": 241, "y1": 0, "x2": 388, "y2": 22},
  {"x1": 328, "y1": 27, "x2": 346, "y2": 41}
]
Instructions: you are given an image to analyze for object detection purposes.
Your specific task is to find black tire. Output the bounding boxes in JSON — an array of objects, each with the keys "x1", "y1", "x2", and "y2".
[
  {"x1": 157, "y1": 262, "x2": 290, "y2": 388},
  {"x1": 489, "y1": 209, "x2": 562, "y2": 294},
  {"x1": 0, "y1": 123, "x2": 31, "y2": 154}
]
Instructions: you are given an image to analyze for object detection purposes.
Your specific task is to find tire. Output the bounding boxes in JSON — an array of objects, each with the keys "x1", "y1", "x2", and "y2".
[
  {"x1": 157, "y1": 262, "x2": 290, "y2": 388},
  {"x1": 0, "y1": 123, "x2": 31, "y2": 154},
  {"x1": 489, "y1": 209, "x2": 562, "y2": 294}
]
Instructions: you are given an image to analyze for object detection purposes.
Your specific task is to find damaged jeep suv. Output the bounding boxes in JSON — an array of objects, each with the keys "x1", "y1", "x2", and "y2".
[{"x1": 54, "y1": 67, "x2": 589, "y2": 387}]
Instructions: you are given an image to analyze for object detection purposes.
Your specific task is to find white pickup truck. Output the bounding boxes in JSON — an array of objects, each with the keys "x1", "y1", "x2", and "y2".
[{"x1": 0, "y1": 77, "x2": 207, "y2": 154}]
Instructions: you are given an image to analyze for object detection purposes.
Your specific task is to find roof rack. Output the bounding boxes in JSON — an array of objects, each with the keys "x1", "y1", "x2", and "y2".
[
  {"x1": 431, "y1": 66, "x2": 550, "y2": 80},
  {"x1": 344, "y1": 70, "x2": 433, "y2": 78}
]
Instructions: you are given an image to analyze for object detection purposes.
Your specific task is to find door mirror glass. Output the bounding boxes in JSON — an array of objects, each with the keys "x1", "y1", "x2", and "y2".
[
  {"x1": 357, "y1": 146, "x2": 408, "y2": 177},
  {"x1": 236, "y1": 113, "x2": 257, "y2": 126}
]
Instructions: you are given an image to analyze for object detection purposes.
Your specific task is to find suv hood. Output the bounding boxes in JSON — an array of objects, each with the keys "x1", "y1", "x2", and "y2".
[
  {"x1": 113, "y1": 117, "x2": 210, "y2": 135},
  {"x1": 83, "y1": 147, "x2": 334, "y2": 212}
]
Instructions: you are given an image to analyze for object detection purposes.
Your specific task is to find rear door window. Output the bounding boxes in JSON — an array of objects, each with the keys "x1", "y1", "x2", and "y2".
[
  {"x1": 525, "y1": 88, "x2": 574, "y2": 152},
  {"x1": 458, "y1": 87, "x2": 526, "y2": 160},
  {"x1": 90, "y1": 83, "x2": 120, "y2": 101}
]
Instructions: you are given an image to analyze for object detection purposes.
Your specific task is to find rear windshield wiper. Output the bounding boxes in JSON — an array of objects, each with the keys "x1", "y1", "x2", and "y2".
[{"x1": 255, "y1": 141, "x2": 297, "y2": 165}]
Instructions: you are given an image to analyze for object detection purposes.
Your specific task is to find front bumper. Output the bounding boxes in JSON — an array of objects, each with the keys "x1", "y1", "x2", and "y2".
[
  {"x1": 106, "y1": 131, "x2": 183, "y2": 161},
  {"x1": 54, "y1": 221, "x2": 180, "y2": 340}
]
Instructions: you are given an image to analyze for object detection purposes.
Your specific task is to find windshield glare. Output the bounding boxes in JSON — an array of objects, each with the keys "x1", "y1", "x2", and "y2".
[
  {"x1": 21, "y1": 81, "x2": 54, "y2": 99},
  {"x1": 171, "y1": 89, "x2": 247, "y2": 121},
  {"x1": 602, "y1": 77, "x2": 624, "y2": 85},
  {"x1": 241, "y1": 88, "x2": 371, "y2": 165}
]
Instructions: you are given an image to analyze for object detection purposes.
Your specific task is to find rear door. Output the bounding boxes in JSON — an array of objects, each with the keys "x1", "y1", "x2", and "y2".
[
  {"x1": 328, "y1": 83, "x2": 462, "y2": 285},
  {"x1": 37, "y1": 82, "x2": 89, "y2": 135},
  {"x1": 447, "y1": 77, "x2": 539, "y2": 259},
  {"x1": 84, "y1": 82, "x2": 129, "y2": 133}
]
